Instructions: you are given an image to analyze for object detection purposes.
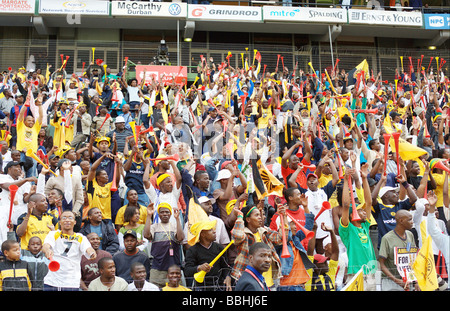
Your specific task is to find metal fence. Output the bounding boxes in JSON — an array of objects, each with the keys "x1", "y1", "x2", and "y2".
[{"x1": 1, "y1": 38, "x2": 448, "y2": 83}]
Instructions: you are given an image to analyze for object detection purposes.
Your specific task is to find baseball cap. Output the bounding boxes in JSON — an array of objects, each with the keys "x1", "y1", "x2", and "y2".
[
  {"x1": 220, "y1": 160, "x2": 232, "y2": 170},
  {"x1": 57, "y1": 158, "x2": 71, "y2": 169},
  {"x1": 314, "y1": 254, "x2": 328, "y2": 264},
  {"x1": 307, "y1": 173, "x2": 318, "y2": 180},
  {"x1": 115, "y1": 116, "x2": 125, "y2": 123},
  {"x1": 198, "y1": 196, "x2": 216, "y2": 205},
  {"x1": 216, "y1": 169, "x2": 232, "y2": 181},
  {"x1": 389, "y1": 111, "x2": 401, "y2": 119},
  {"x1": 123, "y1": 229, "x2": 137, "y2": 239},
  {"x1": 379, "y1": 186, "x2": 398, "y2": 198},
  {"x1": 3, "y1": 161, "x2": 22, "y2": 174}
]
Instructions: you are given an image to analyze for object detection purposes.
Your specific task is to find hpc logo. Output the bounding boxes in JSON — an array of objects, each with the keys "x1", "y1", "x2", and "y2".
[{"x1": 428, "y1": 15, "x2": 445, "y2": 27}]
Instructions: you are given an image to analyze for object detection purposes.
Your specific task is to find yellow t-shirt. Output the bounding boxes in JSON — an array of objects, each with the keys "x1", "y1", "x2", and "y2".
[
  {"x1": 305, "y1": 256, "x2": 338, "y2": 291},
  {"x1": 87, "y1": 179, "x2": 113, "y2": 220},
  {"x1": 114, "y1": 204, "x2": 148, "y2": 226},
  {"x1": 432, "y1": 173, "x2": 449, "y2": 208},
  {"x1": 258, "y1": 107, "x2": 273, "y2": 129},
  {"x1": 16, "y1": 120, "x2": 40, "y2": 153},
  {"x1": 162, "y1": 284, "x2": 192, "y2": 291},
  {"x1": 19, "y1": 213, "x2": 55, "y2": 250}
]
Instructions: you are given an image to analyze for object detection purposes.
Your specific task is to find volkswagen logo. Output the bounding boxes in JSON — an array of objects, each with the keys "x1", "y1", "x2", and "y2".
[{"x1": 169, "y1": 3, "x2": 181, "y2": 16}]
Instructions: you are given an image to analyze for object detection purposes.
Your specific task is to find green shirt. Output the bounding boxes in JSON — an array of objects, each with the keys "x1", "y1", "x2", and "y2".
[{"x1": 339, "y1": 220, "x2": 377, "y2": 275}]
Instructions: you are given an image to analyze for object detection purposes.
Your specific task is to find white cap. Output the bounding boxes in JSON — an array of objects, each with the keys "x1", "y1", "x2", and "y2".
[
  {"x1": 115, "y1": 116, "x2": 125, "y2": 123},
  {"x1": 379, "y1": 186, "x2": 398, "y2": 198},
  {"x1": 216, "y1": 169, "x2": 232, "y2": 181},
  {"x1": 198, "y1": 196, "x2": 216, "y2": 204}
]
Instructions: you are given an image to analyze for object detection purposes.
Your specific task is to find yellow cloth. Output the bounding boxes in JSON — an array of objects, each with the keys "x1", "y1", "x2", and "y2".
[
  {"x1": 50, "y1": 111, "x2": 73, "y2": 148},
  {"x1": 431, "y1": 173, "x2": 449, "y2": 208},
  {"x1": 87, "y1": 180, "x2": 113, "y2": 220},
  {"x1": 16, "y1": 120, "x2": 40, "y2": 153},
  {"x1": 305, "y1": 256, "x2": 338, "y2": 291},
  {"x1": 162, "y1": 284, "x2": 192, "y2": 291},
  {"x1": 114, "y1": 204, "x2": 148, "y2": 227},
  {"x1": 257, "y1": 107, "x2": 272, "y2": 129},
  {"x1": 412, "y1": 236, "x2": 439, "y2": 291},
  {"x1": 19, "y1": 214, "x2": 54, "y2": 250}
]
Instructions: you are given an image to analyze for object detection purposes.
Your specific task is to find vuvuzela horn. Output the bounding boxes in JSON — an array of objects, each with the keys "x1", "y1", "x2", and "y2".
[
  {"x1": 286, "y1": 212, "x2": 314, "y2": 239},
  {"x1": 314, "y1": 201, "x2": 331, "y2": 221},
  {"x1": 148, "y1": 154, "x2": 180, "y2": 162},
  {"x1": 194, "y1": 239, "x2": 235, "y2": 283},
  {"x1": 392, "y1": 131, "x2": 401, "y2": 174},
  {"x1": 26, "y1": 149, "x2": 57, "y2": 176},
  {"x1": 8, "y1": 184, "x2": 18, "y2": 226},
  {"x1": 279, "y1": 214, "x2": 290, "y2": 258}
]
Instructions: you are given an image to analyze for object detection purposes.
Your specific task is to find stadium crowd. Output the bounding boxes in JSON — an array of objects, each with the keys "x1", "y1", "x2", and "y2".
[{"x1": 0, "y1": 50, "x2": 448, "y2": 292}]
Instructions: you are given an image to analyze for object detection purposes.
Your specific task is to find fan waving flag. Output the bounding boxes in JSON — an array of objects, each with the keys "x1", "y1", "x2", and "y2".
[
  {"x1": 251, "y1": 158, "x2": 267, "y2": 200},
  {"x1": 255, "y1": 51, "x2": 262, "y2": 63},
  {"x1": 341, "y1": 267, "x2": 364, "y2": 291},
  {"x1": 384, "y1": 116, "x2": 427, "y2": 161},
  {"x1": 347, "y1": 59, "x2": 370, "y2": 85},
  {"x1": 251, "y1": 158, "x2": 284, "y2": 200},
  {"x1": 259, "y1": 160, "x2": 284, "y2": 198},
  {"x1": 187, "y1": 197, "x2": 210, "y2": 246},
  {"x1": 413, "y1": 235, "x2": 439, "y2": 291}
]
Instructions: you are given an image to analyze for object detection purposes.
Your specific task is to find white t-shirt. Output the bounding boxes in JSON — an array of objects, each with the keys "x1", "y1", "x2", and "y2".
[
  {"x1": 1, "y1": 151, "x2": 12, "y2": 171},
  {"x1": 182, "y1": 214, "x2": 230, "y2": 246},
  {"x1": 127, "y1": 280, "x2": 160, "y2": 291},
  {"x1": 145, "y1": 183, "x2": 181, "y2": 226},
  {"x1": 127, "y1": 86, "x2": 140, "y2": 103},
  {"x1": 0, "y1": 174, "x2": 31, "y2": 225},
  {"x1": 43, "y1": 230, "x2": 93, "y2": 288}
]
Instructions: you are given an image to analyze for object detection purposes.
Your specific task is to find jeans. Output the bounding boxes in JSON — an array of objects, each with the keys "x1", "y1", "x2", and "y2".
[
  {"x1": 44, "y1": 284, "x2": 80, "y2": 291},
  {"x1": 278, "y1": 285, "x2": 306, "y2": 291},
  {"x1": 21, "y1": 152, "x2": 37, "y2": 178}
]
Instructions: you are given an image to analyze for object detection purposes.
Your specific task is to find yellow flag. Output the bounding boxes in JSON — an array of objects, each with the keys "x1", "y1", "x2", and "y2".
[
  {"x1": 129, "y1": 121, "x2": 137, "y2": 144},
  {"x1": 342, "y1": 267, "x2": 364, "y2": 291},
  {"x1": 355, "y1": 59, "x2": 370, "y2": 80},
  {"x1": 389, "y1": 135, "x2": 428, "y2": 161},
  {"x1": 383, "y1": 115, "x2": 395, "y2": 134},
  {"x1": 95, "y1": 79, "x2": 102, "y2": 96},
  {"x1": 413, "y1": 235, "x2": 439, "y2": 291},
  {"x1": 187, "y1": 198, "x2": 210, "y2": 246},
  {"x1": 258, "y1": 160, "x2": 284, "y2": 198}
]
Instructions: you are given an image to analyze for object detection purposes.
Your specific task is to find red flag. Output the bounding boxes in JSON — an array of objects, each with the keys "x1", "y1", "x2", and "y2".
[{"x1": 255, "y1": 51, "x2": 262, "y2": 63}]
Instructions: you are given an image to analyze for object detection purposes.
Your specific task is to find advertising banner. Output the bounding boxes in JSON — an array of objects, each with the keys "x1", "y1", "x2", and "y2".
[
  {"x1": 112, "y1": 1, "x2": 186, "y2": 18},
  {"x1": 0, "y1": 0, "x2": 35, "y2": 14},
  {"x1": 424, "y1": 13, "x2": 450, "y2": 30},
  {"x1": 348, "y1": 9, "x2": 423, "y2": 27},
  {"x1": 188, "y1": 4, "x2": 262, "y2": 22},
  {"x1": 263, "y1": 6, "x2": 347, "y2": 23},
  {"x1": 39, "y1": 0, "x2": 109, "y2": 15}
]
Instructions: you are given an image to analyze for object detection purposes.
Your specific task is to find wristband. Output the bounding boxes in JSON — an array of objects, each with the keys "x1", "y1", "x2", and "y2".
[{"x1": 401, "y1": 181, "x2": 409, "y2": 189}]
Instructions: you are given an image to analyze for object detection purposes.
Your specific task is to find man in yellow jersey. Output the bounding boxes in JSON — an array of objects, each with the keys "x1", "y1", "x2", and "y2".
[{"x1": 17, "y1": 92, "x2": 44, "y2": 178}]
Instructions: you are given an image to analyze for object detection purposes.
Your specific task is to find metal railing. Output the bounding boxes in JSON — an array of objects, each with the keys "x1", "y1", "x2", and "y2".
[{"x1": 1, "y1": 39, "x2": 447, "y2": 84}]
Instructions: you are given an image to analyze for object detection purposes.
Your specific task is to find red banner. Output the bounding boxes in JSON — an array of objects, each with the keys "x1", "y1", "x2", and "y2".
[{"x1": 135, "y1": 65, "x2": 188, "y2": 86}]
